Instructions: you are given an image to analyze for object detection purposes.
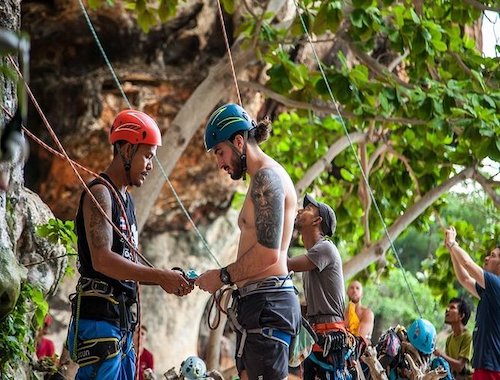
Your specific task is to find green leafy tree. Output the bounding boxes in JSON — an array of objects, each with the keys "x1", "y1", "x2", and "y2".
[{"x1": 109, "y1": 0, "x2": 499, "y2": 286}]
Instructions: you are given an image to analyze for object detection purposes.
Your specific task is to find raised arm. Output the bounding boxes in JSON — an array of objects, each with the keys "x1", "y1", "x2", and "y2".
[{"x1": 445, "y1": 226, "x2": 482, "y2": 298}]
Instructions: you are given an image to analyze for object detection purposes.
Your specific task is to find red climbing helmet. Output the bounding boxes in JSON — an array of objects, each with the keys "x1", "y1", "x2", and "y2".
[{"x1": 109, "y1": 110, "x2": 162, "y2": 146}]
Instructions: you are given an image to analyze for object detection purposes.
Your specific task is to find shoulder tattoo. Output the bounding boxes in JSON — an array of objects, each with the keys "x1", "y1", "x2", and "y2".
[
  {"x1": 88, "y1": 187, "x2": 112, "y2": 250},
  {"x1": 250, "y1": 168, "x2": 285, "y2": 249}
]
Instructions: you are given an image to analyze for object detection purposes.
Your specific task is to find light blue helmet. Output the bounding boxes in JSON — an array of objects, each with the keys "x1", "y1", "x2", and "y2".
[
  {"x1": 180, "y1": 356, "x2": 207, "y2": 380},
  {"x1": 204, "y1": 103, "x2": 255, "y2": 152},
  {"x1": 407, "y1": 318, "x2": 436, "y2": 354}
]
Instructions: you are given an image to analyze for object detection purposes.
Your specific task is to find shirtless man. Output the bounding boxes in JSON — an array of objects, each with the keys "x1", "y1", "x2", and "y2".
[
  {"x1": 196, "y1": 103, "x2": 301, "y2": 380},
  {"x1": 345, "y1": 280, "x2": 374, "y2": 342}
]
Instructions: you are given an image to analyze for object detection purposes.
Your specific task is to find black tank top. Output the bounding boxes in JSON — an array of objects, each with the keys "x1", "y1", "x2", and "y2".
[{"x1": 75, "y1": 173, "x2": 138, "y2": 299}]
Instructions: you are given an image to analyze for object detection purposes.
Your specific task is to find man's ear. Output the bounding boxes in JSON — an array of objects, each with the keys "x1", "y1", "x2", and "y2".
[
  {"x1": 313, "y1": 216, "x2": 323, "y2": 227},
  {"x1": 233, "y1": 134, "x2": 245, "y2": 151}
]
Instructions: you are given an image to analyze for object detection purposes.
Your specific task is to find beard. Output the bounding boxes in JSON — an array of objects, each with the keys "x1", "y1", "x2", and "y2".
[{"x1": 229, "y1": 153, "x2": 245, "y2": 180}]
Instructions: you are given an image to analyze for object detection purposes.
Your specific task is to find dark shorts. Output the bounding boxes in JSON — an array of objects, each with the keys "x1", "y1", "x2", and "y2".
[{"x1": 235, "y1": 289, "x2": 301, "y2": 379}]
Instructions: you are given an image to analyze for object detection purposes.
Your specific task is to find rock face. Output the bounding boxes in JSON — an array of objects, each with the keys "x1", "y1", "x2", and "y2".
[{"x1": 1, "y1": 1, "x2": 67, "y2": 378}]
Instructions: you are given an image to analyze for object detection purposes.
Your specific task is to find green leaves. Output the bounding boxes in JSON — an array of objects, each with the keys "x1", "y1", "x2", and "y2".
[{"x1": 0, "y1": 283, "x2": 48, "y2": 373}]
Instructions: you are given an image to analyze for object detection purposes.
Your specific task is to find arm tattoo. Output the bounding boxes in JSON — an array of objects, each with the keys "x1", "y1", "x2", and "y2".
[
  {"x1": 250, "y1": 168, "x2": 284, "y2": 249},
  {"x1": 88, "y1": 188, "x2": 112, "y2": 250}
]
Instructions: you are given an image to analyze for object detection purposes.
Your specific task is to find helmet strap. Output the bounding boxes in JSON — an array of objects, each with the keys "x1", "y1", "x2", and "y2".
[
  {"x1": 240, "y1": 130, "x2": 249, "y2": 181},
  {"x1": 117, "y1": 143, "x2": 139, "y2": 186}
]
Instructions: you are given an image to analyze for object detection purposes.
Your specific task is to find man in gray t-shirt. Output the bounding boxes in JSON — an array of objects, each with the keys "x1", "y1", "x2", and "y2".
[{"x1": 288, "y1": 194, "x2": 349, "y2": 379}]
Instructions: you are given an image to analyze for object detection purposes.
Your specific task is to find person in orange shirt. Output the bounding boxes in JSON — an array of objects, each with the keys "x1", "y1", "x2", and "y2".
[{"x1": 345, "y1": 280, "x2": 374, "y2": 343}]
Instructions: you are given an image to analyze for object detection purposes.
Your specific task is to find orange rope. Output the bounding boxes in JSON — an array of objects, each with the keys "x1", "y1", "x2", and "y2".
[
  {"x1": 215, "y1": 0, "x2": 242, "y2": 106},
  {"x1": 5, "y1": 57, "x2": 152, "y2": 267}
]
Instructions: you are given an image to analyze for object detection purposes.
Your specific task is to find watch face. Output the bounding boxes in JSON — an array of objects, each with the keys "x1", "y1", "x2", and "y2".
[{"x1": 220, "y1": 268, "x2": 230, "y2": 284}]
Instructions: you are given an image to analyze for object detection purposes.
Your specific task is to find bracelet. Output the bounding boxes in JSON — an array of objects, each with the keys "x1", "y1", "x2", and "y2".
[{"x1": 447, "y1": 241, "x2": 457, "y2": 249}]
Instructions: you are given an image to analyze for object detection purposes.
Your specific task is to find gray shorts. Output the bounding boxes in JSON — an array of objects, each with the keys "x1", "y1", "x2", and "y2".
[{"x1": 235, "y1": 289, "x2": 301, "y2": 379}]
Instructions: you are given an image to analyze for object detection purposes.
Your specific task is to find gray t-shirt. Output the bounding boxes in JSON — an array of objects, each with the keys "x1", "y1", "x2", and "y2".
[{"x1": 303, "y1": 238, "x2": 345, "y2": 323}]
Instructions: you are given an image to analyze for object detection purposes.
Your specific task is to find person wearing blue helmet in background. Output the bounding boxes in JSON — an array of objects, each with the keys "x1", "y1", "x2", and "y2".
[
  {"x1": 196, "y1": 103, "x2": 301, "y2": 380},
  {"x1": 372, "y1": 318, "x2": 450, "y2": 379}
]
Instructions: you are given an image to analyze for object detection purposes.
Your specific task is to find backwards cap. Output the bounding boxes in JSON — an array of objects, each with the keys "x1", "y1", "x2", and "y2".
[{"x1": 110, "y1": 109, "x2": 162, "y2": 146}]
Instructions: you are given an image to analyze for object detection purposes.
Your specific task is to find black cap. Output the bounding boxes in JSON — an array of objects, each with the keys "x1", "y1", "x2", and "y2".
[{"x1": 303, "y1": 194, "x2": 337, "y2": 237}]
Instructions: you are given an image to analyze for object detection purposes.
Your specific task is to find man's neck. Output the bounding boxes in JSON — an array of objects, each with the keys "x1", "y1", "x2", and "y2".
[
  {"x1": 245, "y1": 145, "x2": 271, "y2": 176},
  {"x1": 104, "y1": 162, "x2": 128, "y2": 195},
  {"x1": 303, "y1": 228, "x2": 323, "y2": 250},
  {"x1": 451, "y1": 322, "x2": 465, "y2": 336}
]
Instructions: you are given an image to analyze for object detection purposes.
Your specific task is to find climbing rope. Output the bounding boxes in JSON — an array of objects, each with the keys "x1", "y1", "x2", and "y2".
[
  {"x1": 77, "y1": 0, "x2": 222, "y2": 268},
  {"x1": 290, "y1": 0, "x2": 422, "y2": 316},
  {"x1": 1, "y1": 75, "x2": 151, "y2": 268}
]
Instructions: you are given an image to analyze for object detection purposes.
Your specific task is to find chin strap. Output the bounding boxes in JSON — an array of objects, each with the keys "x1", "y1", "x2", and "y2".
[
  {"x1": 116, "y1": 143, "x2": 139, "y2": 186},
  {"x1": 240, "y1": 130, "x2": 248, "y2": 181}
]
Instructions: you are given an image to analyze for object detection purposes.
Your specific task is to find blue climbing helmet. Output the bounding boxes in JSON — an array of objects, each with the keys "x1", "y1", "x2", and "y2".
[
  {"x1": 204, "y1": 103, "x2": 255, "y2": 152},
  {"x1": 407, "y1": 319, "x2": 436, "y2": 355},
  {"x1": 180, "y1": 356, "x2": 207, "y2": 380}
]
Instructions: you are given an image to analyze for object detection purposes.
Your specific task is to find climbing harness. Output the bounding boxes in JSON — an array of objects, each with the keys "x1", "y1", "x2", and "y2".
[{"x1": 226, "y1": 275, "x2": 296, "y2": 358}]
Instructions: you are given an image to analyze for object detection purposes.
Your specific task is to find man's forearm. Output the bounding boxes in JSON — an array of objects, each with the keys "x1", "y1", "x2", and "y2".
[{"x1": 449, "y1": 244, "x2": 484, "y2": 287}]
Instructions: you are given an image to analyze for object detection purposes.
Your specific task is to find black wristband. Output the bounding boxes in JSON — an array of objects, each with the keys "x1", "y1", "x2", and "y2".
[{"x1": 219, "y1": 266, "x2": 233, "y2": 285}]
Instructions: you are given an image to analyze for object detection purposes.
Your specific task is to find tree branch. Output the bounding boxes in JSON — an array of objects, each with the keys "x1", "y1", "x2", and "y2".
[
  {"x1": 386, "y1": 146, "x2": 421, "y2": 197},
  {"x1": 342, "y1": 166, "x2": 476, "y2": 279},
  {"x1": 239, "y1": 80, "x2": 428, "y2": 125},
  {"x1": 358, "y1": 143, "x2": 371, "y2": 244},
  {"x1": 472, "y1": 169, "x2": 500, "y2": 207},
  {"x1": 294, "y1": 132, "x2": 369, "y2": 196},
  {"x1": 462, "y1": 0, "x2": 500, "y2": 12},
  {"x1": 339, "y1": 34, "x2": 414, "y2": 89}
]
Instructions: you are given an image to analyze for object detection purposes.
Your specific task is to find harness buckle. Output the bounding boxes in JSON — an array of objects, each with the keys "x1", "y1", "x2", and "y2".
[{"x1": 80, "y1": 277, "x2": 114, "y2": 296}]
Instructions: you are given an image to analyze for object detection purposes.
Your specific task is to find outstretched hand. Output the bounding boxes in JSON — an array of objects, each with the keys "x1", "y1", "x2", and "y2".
[
  {"x1": 444, "y1": 226, "x2": 457, "y2": 248},
  {"x1": 158, "y1": 269, "x2": 193, "y2": 296},
  {"x1": 195, "y1": 269, "x2": 223, "y2": 294}
]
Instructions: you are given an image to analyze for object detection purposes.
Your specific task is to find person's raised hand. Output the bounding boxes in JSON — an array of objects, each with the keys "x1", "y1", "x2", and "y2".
[{"x1": 445, "y1": 226, "x2": 457, "y2": 249}]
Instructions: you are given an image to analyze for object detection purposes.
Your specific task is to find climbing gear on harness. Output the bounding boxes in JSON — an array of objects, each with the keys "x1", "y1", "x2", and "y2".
[
  {"x1": 236, "y1": 276, "x2": 295, "y2": 297},
  {"x1": 289, "y1": 317, "x2": 317, "y2": 367},
  {"x1": 110, "y1": 109, "x2": 162, "y2": 146},
  {"x1": 226, "y1": 275, "x2": 297, "y2": 358},
  {"x1": 407, "y1": 319, "x2": 436, "y2": 354},
  {"x1": 69, "y1": 277, "x2": 138, "y2": 368},
  {"x1": 172, "y1": 267, "x2": 199, "y2": 283},
  {"x1": 180, "y1": 356, "x2": 207, "y2": 380},
  {"x1": 204, "y1": 103, "x2": 255, "y2": 152},
  {"x1": 74, "y1": 337, "x2": 122, "y2": 367}
]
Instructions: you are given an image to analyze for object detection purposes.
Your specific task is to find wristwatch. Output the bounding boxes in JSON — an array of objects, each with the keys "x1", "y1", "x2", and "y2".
[{"x1": 220, "y1": 266, "x2": 233, "y2": 285}]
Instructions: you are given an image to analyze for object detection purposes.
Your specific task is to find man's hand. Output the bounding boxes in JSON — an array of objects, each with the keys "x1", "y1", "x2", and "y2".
[
  {"x1": 445, "y1": 226, "x2": 457, "y2": 248},
  {"x1": 434, "y1": 348, "x2": 442, "y2": 357},
  {"x1": 195, "y1": 269, "x2": 223, "y2": 294},
  {"x1": 157, "y1": 269, "x2": 193, "y2": 296}
]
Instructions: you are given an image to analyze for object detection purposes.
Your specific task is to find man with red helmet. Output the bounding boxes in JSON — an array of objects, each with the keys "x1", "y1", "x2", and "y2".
[{"x1": 67, "y1": 110, "x2": 193, "y2": 380}]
